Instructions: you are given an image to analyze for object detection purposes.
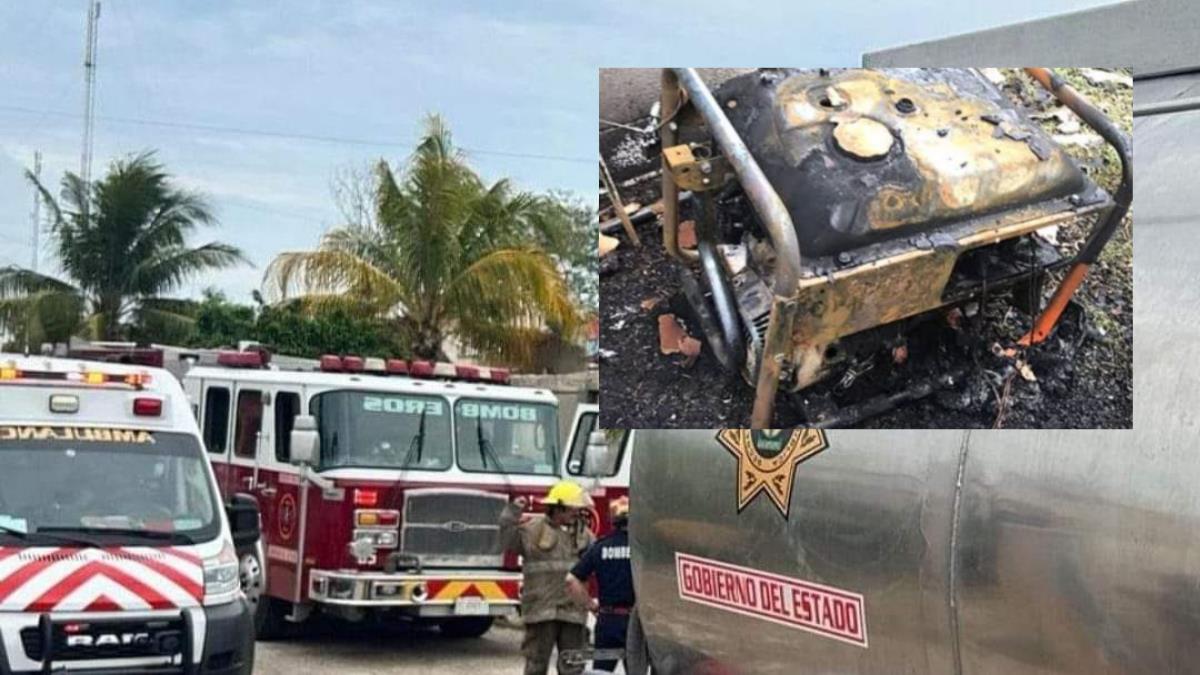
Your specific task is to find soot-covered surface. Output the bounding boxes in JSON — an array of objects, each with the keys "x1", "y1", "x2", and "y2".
[{"x1": 599, "y1": 68, "x2": 1132, "y2": 429}]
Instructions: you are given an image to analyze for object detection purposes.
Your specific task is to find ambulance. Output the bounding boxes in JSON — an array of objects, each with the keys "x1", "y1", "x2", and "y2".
[
  {"x1": 182, "y1": 351, "x2": 565, "y2": 639},
  {"x1": 0, "y1": 354, "x2": 257, "y2": 674}
]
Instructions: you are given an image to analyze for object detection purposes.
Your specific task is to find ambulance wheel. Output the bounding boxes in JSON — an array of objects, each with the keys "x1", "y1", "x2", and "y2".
[{"x1": 439, "y1": 617, "x2": 494, "y2": 638}]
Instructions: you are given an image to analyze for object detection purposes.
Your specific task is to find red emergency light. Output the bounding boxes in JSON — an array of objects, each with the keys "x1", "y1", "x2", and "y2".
[
  {"x1": 386, "y1": 359, "x2": 408, "y2": 375},
  {"x1": 409, "y1": 361, "x2": 434, "y2": 378},
  {"x1": 319, "y1": 354, "x2": 343, "y2": 372},
  {"x1": 342, "y1": 356, "x2": 365, "y2": 373},
  {"x1": 353, "y1": 488, "x2": 379, "y2": 507},
  {"x1": 216, "y1": 351, "x2": 264, "y2": 368},
  {"x1": 133, "y1": 397, "x2": 163, "y2": 416}
]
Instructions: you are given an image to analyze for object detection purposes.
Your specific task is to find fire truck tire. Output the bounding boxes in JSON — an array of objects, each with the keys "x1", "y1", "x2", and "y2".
[
  {"x1": 439, "y1": 616, "x2": 495, "y2": 638},
  {"x1": 255, "y1": 597, "x2": 291, "y2": 641}
]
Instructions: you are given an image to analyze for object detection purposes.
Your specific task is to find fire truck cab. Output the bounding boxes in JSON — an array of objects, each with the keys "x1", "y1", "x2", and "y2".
[
  {"x1": 183, "y1": 353, "x2": 563, "y2": 639},
  {"x1": 561, "y1": 404, "x2": 631, "y2": 529},
  {"x1": 0, "y1": 354, "x2": 257, "y2": 674}
]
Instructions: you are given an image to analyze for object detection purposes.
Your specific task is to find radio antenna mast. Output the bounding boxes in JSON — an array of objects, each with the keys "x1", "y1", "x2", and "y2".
[
  {"x1": 80, "y1": 1, "x2": 100, "y2": 201},
  {"x1": 30, "y1": 151, "x2": 42, "y2": 271}
]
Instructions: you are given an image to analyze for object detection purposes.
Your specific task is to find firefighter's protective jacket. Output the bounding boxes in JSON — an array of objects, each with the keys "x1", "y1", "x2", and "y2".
[{"x1": 500, "y1": 501, "x2": 594, "y2": 625}]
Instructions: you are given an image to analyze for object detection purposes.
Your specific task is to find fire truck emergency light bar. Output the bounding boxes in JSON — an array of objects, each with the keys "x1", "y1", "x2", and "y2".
[{"x1": 213, "y1": 349, "x2": 510, "y2": 385}]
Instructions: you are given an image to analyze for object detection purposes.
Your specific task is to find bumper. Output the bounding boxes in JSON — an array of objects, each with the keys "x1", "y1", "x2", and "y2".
[
  {"x1": 308, "y1": 569, "x2": 522, "y2": 616},
  {"x1": 0, "y1": 599, "x2": 253, "y2": 675}
]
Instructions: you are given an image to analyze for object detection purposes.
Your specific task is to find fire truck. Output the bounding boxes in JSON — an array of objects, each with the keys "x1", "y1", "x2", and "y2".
[{"x1": 181, "y1": 350, "x2": 566, "y2": 639}]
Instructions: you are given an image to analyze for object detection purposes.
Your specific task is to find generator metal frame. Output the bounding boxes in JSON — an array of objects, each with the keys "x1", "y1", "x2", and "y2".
[{"x1": 659, "y1": 67, "x2": 1131, "y2": 428}]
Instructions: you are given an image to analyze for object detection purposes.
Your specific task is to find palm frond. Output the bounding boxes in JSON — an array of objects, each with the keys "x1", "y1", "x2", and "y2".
[
  {"x1": 445, "y1": 247, "x2": 580, "y2": 348},
  {"x1": 0, "y1": 267, "x2": 78, "y2": 298},
  {"x1": 131, "y1": 299, "x2": 198, "y2": 338},
  {"x1": 129, "y1": 242, "x2": 249, "y2": 296},
  {"x1": 263, "y1": 249, "x2": 405, "y2": 314}
]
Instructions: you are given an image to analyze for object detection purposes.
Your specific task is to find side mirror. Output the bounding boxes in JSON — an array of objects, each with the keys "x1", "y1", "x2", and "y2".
[
  {"x1": 227, "y1": 493, "x2": 260, "y2": 548},
  {"x1": 290, "y1": 414, "x2": 319, "y2": 466},
  {"x1": 583, "y1": 430, "x2": 612, "y2": 477}
]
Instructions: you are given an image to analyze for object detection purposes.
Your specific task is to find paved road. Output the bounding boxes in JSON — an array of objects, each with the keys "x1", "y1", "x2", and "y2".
[{"x1": 253, "y1": 619, "x2": 523, "y2": 675}]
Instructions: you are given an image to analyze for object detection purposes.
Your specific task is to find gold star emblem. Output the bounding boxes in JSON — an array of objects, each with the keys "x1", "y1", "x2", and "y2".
[{"x1": 716, "y1": 429, "x2": 829, "y2": 516}]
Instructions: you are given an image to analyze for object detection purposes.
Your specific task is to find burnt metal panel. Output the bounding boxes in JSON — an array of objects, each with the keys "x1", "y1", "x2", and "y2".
[{"x1": 711, "y1": 69, "x2": 1086, "y2": 259}]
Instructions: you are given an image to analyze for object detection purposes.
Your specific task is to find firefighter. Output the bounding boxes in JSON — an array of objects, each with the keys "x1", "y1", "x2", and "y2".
[
  {"x1": 566, "y1": 496, "x2": 634, "y2": 672},
  {"x1": 501, "y1": 480, "x2": 595, "y2": 675}
]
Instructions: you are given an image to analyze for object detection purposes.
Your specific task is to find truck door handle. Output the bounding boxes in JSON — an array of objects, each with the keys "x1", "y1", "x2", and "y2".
[
  {"x1": 241, "y1": 475, "x2": 254, "y2": 489},
  {"x1": 258, "y1": 485, "x2": 277, "y2": 497}
]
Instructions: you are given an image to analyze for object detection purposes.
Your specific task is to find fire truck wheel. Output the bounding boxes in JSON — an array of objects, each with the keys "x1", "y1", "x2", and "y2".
[
  {"x1": 439, "y1": 617, "x2": 495, "y2": 639},
  {"x1": 255, "y1": 598, "x2": 291, "y2": 640}
]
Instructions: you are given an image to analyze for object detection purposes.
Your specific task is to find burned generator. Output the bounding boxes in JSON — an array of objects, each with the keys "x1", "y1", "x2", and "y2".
[{"x1": 657, "y1": 68, "x2": 1131, "y2": 427}]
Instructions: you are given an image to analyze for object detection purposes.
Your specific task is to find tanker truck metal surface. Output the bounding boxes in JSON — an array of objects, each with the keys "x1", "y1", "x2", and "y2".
[{"x1": 628, "y1": 423, "x2": 1199, "y2": 674}]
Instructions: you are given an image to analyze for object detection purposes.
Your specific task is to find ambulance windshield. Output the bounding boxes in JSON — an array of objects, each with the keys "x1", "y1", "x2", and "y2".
[
  {"x1": 454, "y1": 399, "x2": 559, "y2": 475},
  {"x1": 0, "y1": 427, "x2": 220, "y2": 545},
  {"x1": 312, "y1": 390, "x2": 453, "y2": 470}
]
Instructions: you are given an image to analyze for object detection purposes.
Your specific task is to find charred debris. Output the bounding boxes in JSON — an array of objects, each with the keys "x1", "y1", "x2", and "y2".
[{"x1": 599, "y1": 68, "x2": 1132, "y2": 429}]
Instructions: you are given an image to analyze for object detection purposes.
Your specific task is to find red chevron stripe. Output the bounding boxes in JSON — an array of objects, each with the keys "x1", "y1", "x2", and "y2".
[
  {"x1": 132, "y1": 555, "x2": 203, "y2": 600},
  {"x1": 83, "y1": 594, "x2": 121, "y2": 612},
  {"x1": 0, "y1": 556, "x2": 60, "y2": 603},
  {"x1": 25, "y1": 560, "x2": 175, "y2": 612},
  {"x1": 497, "y1": 580, "x2": 520, "y2": 599},
  {"x1": 158, "y1": 547, "x2": 202, "y2": 567}
]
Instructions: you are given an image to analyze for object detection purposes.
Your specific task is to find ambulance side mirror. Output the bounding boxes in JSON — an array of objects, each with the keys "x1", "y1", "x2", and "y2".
[
  {"x1": 290, "y1": 415, "x2": 320, "y2": 466},
  {"x1": 583, "y1": 430, "x2": 612, "y2": 477}
]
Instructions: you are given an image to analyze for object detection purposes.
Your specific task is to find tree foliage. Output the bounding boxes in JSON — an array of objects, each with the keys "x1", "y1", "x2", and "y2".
[
  {"x1": 265, "y1": 115, "x2": 582, "y2": 368},
  {"x1": 0, "y1": 152, "x2": 248, "y2": 348}
]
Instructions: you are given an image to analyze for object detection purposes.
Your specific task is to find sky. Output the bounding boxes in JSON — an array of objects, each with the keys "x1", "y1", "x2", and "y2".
[{"x1": 0, "y1": 0, "x2": 1119, "y2": 303}]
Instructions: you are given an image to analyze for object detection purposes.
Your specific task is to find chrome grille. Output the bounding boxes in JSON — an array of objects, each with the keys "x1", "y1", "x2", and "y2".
[{"x1": 401, "y1": 488, "x2": 508, "y2": 568}]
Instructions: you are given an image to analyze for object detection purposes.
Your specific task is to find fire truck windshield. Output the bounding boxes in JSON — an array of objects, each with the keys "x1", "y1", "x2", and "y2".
[
  {"x1": 0, "y1": 428, "x2": 220, "y2": 546},
  {"x1": 454, "y1": 399, "x2": 559, "y2": 475},
  {"x1": 311, "y1": 390, "x2": 453, "y2": 470}
]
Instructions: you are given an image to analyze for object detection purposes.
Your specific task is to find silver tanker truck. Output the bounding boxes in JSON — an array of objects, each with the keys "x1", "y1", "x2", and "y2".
[{"x1": 594, "y1": 5, "x2": 1197, "y2": 674}]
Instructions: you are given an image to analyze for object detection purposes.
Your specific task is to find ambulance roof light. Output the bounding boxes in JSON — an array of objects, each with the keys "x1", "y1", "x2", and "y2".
[
  {"x1": 342, "y1": 355, "x2": 365, "y2": 373},
  {"x1": 319, "y1": 354, "x2": 343, "y2": 372},
  {"x1": 0, "y1": 364, "x2": 151, "y2": 390}
]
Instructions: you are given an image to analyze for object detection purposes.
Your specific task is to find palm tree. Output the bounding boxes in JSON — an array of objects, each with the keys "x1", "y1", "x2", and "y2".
[
  {"x1": 266, "y1": 115, "x2": 579, "y2": 368},
  {"x1": 0, "y1": 152, "x2": 247, "y2": 347}
]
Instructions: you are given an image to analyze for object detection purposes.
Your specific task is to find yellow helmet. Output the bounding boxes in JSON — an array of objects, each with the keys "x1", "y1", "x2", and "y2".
[{"x1": 542, "y1": 480, "x2": 592, "y2": 509}]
